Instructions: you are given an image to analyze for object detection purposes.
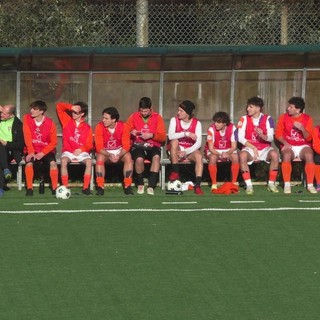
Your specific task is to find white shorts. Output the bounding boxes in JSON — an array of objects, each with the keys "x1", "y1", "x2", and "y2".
[
  {"x1": 205, "y1": 148, "x2": 237, "y2": 158},
  {"x1": 61, "y1": 151, "x2": 92, "y2": 162},
  {"x1": 105, "y1": 148, "x2": 122, "y2": 156},
  {"x1": 290, "y1": 145, "x2": 310, "y2": 159},
  {"x1": 242, "y1": 146, "x2": 274, "y2": 165}
]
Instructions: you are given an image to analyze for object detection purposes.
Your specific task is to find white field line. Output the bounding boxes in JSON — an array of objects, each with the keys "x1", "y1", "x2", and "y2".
[
  {"x1": 1, "y1": 207, "x2": 320, "y2": 214},
  {"x1": 92, "y1": 202, "x2": 128, "y2": 205},
  {"x1": 24, "y1": 202, "x2": 59, "y2": 206},
  {"x1": 162, "y1": 202, "x2": 198, "y2": 204},
  {"x1": 230, "y1": 201, "x2": 265, "y2": 204},
  {"x1": 299, "y1": 200, "x2": 320, "y2": 203}
]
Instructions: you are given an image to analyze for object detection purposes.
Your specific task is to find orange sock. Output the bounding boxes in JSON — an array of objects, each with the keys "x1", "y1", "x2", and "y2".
[
  {"x1": 50, "y1": 168, "x2": 59, "y2": 190},
  {"x1": 61, "y1": 175, "x2": 69, "y2": 187},
  {"x1": 242, "y1": 171, "x2": 251, "y2": 181},
  {"x1": 25, "y1": 165, "x2": 34, "y2": 189},
  {"x1": 96, "y1": 176, "x2": 104, "y2": 188},
  {"x1": 315, "y1": 165, "x2": 320, "y2": 184},
  {"x1": 124, "y1": 177, "x2": 132, "y2": 188},
  {"x1": 83, "y1": 174, "x2": 91, "y2": 189},
  {"x1": 268, "y1": 169, "x2": 278, "y2": 183},
  {"x1": 208, "y1": 164, "x2": 217, "y2": 184},
  {"x1": 281, "y1": 162, "x2": 291, "y2": 183},
  {"x1": 305, "y1": 163, "x2": 315, "y2": 185},
  {"x1": 231, "y1": 163, "x2": 240, "y2": 183}
]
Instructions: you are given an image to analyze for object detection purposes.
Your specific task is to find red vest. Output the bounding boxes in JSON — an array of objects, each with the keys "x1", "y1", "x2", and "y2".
[
  {"x1": 25, "y1": 114, "x2": 55, "y2": 153},
  {"x1": 130, "y1": 111, "x2": 161, "y2": 148},
  {"x1": 100, "y1": 121, "x2": 124, "y2": 151},
  {"x1": 209, "y1": 123, "x2": 233, "y2": 149},
  {"x1": 62, "y1": 119, "x2": 91, "y2": 152},
  {"x1": 244, "y1": 114, "x2": 271, "y2": 150},
  {"x1": 167, "y1": 117, "x2": 199, "y2": 150},
  {"x1": 282, "y1": 113, "x2": 311, "y2": 146}
]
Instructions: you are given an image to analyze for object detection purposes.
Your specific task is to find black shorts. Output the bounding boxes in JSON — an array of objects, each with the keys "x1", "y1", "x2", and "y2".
[
  {"x1": 26, "y1": 152, "x2": 57, "y2": 165},
  {"x1": 131, "y1": 146, "x2": 161, "y2": 162}
]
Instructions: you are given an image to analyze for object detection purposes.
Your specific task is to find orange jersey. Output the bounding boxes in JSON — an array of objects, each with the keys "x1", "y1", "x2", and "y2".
[
  {"x1": 23, "y1": 114, "x2": 57, "y2": 155},
  {"x1": 313, "y1": 125, "x2": 320, "y2": 154},
  {"x1": 123, "y1": 110, "x2": 166, "y2": 147},
  {"x1": 275, "y1": 113, "x2": 313, "y2": 146}
]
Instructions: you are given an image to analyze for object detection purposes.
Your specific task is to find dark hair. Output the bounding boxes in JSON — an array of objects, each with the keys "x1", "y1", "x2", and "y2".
[
  {"x1": 139, "y1": 97, "x2": 152, "y2": 109},
  {"x1": 247, "y1": 96, "x2": 264, "y2": 108},
  {"x1": 102, "y1": 107, "x2": 119, "y2": 122},
  {"x1": 74, "y1": 101, "x2": 88, "y2": 117},
  {"x1": 29, "y1": 100, "x2": 47, "y2": 113},
  {"x1": 212, "y1": 111, "x2": 230, "y2": 125},
  {"x1": 288, "y1": 96, "x2": 305, "y2": 112}
]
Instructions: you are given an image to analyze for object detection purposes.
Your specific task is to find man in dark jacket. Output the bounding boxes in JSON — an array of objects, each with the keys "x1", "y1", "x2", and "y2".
[{"x1": 0, "y1": 104, "x2": 24, "y2": 195}]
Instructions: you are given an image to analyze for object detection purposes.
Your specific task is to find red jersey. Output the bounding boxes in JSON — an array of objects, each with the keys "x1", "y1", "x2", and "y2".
[
  {"x1": 94, "y1": 121, "x2": 129, "y2": 153},
  {"x1": 275, "y1": 113, "x2": 312, "y2": 147},
  {"x1": 23, "y1": 114, "x2": 57, "y2": 155},
  {"x1": 169, "y1": 117, "x2": 199, "y2": 149},
  {"x1": 127, "y1": 111, "x2": 165, "y2": 148},
  {"x1": 238, "y1": 114, "x2": 272, "y2": 150},
  {"x1": 205, "y1": 123, "x2": 234, "y2": 152},
  {"x1": 312, "y1": 125, "x2": 320, "y2": 154},
  {"x1": 56, "y1": 102, "x2": 93, "y2": 153}
]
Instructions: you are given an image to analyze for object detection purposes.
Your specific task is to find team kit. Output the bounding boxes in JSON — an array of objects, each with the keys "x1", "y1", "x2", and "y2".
[{"x1": 0, "y1": 95, "x2": 319, "y2": 198}]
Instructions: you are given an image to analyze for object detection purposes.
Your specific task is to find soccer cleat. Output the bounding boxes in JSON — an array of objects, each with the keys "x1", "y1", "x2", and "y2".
[
  {"x1": 283, "y1": 186, "x2": 291, "y2": 194},
  {"x1": 124, "y1": 186, "x2": 134, "y2": 195},
  {"x1": 4, "y1": 168, "x2": 12, "y2": 180},
  {"x1": 169, "y1": 172, "x2": 180, "y2": 182},
  {"x1": 307, "y1": 186, "x2": 317, "y2": 194},
  {"x1": 211, "y1": 184, "x2": 218, "y2": 191},
  {"x1": 245, "y1": 186, "x2": 254, "y2": 195},
  {"x1": 316, "y1": 185, "x2": 320, "y2": 192},
  {"x1": 147, "y1": 187, "x2": 155, "y2": 195},
  {"x1": 26, "y1": 189, "x2": 33, "y2": 196},
  {"x1": 82, "y1": 188, "x2": 92, "y2": 196},
  {"x1": 51, "y1": 189, "x2": 56, "y2": 196},
  {"x1": 96, "y1": 187, "x2": 104, "y2": 196},
  {"x1": 194, "y1": 186, "x2": 204, "y2": 195},
  {"x1": 137, "y1": 185, "x2": 145, "y2": 194},
  {"x1": 267, "y1": 183, "x2": 279, "y2": 193}
]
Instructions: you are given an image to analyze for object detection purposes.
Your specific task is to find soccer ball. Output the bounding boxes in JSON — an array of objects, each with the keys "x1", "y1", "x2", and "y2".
[
  {"x1": 167, "y1": 179, "x2": 182, "y2": 192},
  {"x1": 55, "y1": 186, "x2": 71, "y2": 199}
]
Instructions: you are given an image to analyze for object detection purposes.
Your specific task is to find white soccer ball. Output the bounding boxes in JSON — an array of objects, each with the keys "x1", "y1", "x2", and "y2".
[
  {"x1": 55, "y1": 186, "x2": 71, "y2": 199},
  {"x1": 167, "y1": 179, "x2": 182, "y2": 192}
]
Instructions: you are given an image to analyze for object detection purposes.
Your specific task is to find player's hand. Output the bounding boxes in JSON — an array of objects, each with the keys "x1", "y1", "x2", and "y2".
[
  {"x1": 35, "y1": 152, "x2": 45, "y2": 160},
  {"x1": 26, "y1": 153, "x2": 35, "y2": 162},
  {"x1": 74, "y1": 149, "x2": 82, "y2": 156},
  {"x1": 293, "y1": 121, "x2": 304, "y2": 131},
  {"x1": 188, "y1": 132, "x2": 197, "y2": 141}
]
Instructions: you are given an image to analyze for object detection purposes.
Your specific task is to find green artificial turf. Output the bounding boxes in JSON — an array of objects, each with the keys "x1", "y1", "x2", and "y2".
[{"x1": 0, "y1": 185, "x2": 320, "y2": 320}]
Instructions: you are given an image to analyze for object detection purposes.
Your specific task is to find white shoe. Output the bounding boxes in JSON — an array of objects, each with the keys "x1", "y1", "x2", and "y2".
[
  {"x1": 267, "y1": 183, "x2": 279, "y2": 193},
  {"x1": 284, "y1": 186, "x2": 291, "y2": 194},
  {"x1": 137, "y1": 185, "x2": 145, "y2": 194},
  {"x1": 307, "y1": 186, "x2": 317, "y2": 194},
  {"x1": 147, "y1": 187, "x2": 154, "y2": 195},
  {"x1": 211, "y1": 184, "x2": 218, "y2": 191},
  {"x1": 246, "y1": 186, "x2": 254, "y2": 195}
]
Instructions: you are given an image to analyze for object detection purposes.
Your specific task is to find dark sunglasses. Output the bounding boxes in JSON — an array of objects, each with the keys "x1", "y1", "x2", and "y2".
[{"x1": 72, "y1": 110, "x2": 82, "y2": 115}]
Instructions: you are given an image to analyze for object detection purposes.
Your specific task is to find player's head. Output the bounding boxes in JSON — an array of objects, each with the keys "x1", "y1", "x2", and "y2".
[
  {"x1": 73, "y1": 101, "x2": 88, "y2": 117},
  {"x1": 212, "y1": 111, "x2": 230, "y2": 125},
  {"x1": 288, "y1": 97, "x2": 305, "y2": 113},
  {"x1": 29, "y1": 100, "x2": 47, "y2": 114},
  {"x1": 247, "y1": 96, "x2": 264, "y2": 109},
  {"x1": 102, "y1": 107, "x2": 119, "y2": 122},
  {"x1": 138, "y1": 97, "x2": 152, "y2": 118},
  {"x1": 179, "y1": 100, "x2": 195, "y2": 119}
]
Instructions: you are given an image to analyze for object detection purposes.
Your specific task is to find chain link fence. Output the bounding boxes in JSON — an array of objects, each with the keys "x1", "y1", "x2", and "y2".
[{"x1": 0, "y1": 0, "x2": 319, "y2": 47}]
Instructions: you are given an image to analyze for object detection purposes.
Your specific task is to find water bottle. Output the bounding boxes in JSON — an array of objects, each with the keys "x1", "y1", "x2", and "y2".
[{"x1": 39, "y1": 178, "x2": 45, "y2": 194}]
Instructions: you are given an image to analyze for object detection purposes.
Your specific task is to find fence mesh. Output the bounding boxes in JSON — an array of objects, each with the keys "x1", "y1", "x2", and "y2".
[{"x1": 0, "y1": 0, "x2": 319, "y2": 48}]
